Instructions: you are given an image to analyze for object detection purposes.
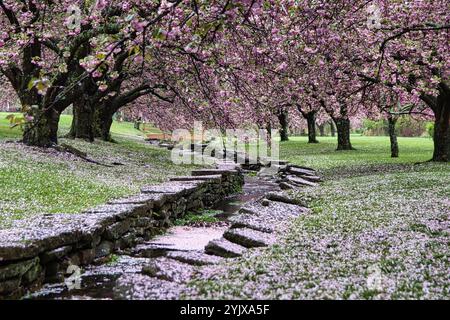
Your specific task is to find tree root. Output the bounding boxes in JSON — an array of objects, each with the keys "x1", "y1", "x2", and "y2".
[{"x1": 53, "y1": 143, "x2": 113, "y2": 167}]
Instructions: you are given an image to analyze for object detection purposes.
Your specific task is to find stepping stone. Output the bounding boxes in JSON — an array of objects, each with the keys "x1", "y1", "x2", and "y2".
[
  {"x1": 169, "y1": 175, "x2": 221, "y2": 182},
  {"x1": 229, "y1": 214, "x2": 275, "y2": 233},
  {"x1": 205, "y1": 238, "x2": 247, "y2": 258},
  {"x1": 223, "y1": 228, "x2": 275, "y2": 248},
  {"x1": 299, "y1": 175, "x2": 321, "y2": 182},
  {"x1": 279, "y1": 182, "x2": 297, "y2": 190},
  {"x1": 142, "y1": 257, "x2": 194, "y2": 283},
  {"x1": 191, "y1": 169, "x2": 239, "y2": 176},
  {"x1": 240, "y1": 201, "x2": 308, "y2": 223},
  {"x1": 265, "y1": 192, "x2": 301, "y2": 205},
  {"x1": 287, "y1": 176, "x2": 318, "y2": 187},
  {"x1": 288, "y1": 166, "x2": 316, "y2": 176},
  {"x1": 166, "y1": 251, "x2": 224, "y2": 266},
  {"x1": 141, "y1": 181, "x2": 200, "y2": 196}
]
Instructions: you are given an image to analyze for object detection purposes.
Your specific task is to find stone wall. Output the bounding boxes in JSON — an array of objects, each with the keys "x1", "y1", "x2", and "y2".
[{"x1": 0, "y1": 168, "x2": 244, "y2": 299}]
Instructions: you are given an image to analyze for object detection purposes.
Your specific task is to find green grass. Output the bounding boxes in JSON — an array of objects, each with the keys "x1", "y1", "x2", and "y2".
[
  {"x1": 185, "y1": 136, "x2": 449, "y2": 300},
  {"x1": 0, "y1": 112, "x2": 150, "y2": 140},
  {"x1": 174, "y1": 210, "x2": 222, "y2": 226},
  {"x1": 280, "y1": 135, "x2": 434, "y2": 173},
  {"x1": 0, "y1": 134, "x2": 198, "y2": 229}
]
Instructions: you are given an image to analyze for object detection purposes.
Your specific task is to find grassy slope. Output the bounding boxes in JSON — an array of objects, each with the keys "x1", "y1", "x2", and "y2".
[
  {"x1": 0, "y1": 112, "x2": 148, "y2": 139},
  {"x1": 0, "y1": 113, "x2": 194, "y2": 229},
  {"x1": 187, "y1": 135, "x2": 450, "y2": 300}
]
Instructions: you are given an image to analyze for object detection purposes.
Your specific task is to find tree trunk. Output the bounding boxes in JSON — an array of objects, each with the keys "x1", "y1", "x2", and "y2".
[
  {"x1": 277, "y1": 109, "x2": 289, "y2": 141},
  {"x1": 93, "y1": 107, "x2": 115, "y2": 142},
  {"x1": 431, "y1": 87, "x2": 450, "y2": 162},
  {"x1": 387, "y1": 115, "x2": 399, "y2": 158},
  {"x1": 334, "y1": 117, "x2": 354, "y2": 150},
  {"x1": 306, "y1": 111, "x2": 318, "y2": 143},
  {"x1": 330, "y1": 120, "x2": 336, "y2": 137},
  {"x1": 67, "y1": 97, "x2": 95, "y2": 141},
  {"x1": 23, "y1": 108, "x2": 60, "y2": 147}
]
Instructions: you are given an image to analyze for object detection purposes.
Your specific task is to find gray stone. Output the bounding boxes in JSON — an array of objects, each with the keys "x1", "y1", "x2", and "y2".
[
  {"x1": 141, "y1": 182, "x2": 200, "y2": 196},
  {"x1": 287, "y1": 176, "x2": 318, "y2": 187},
  {"x1": 104, "y1": 220, "x2": 131, "y2": 240},
  {"x1": 0, "y1": 277, "x2": 21, "y2": 295},
  {"x1": 279, "y1": 182, "x2": 297, "y2": 190},
  {"x1": 78, "y1": 248, "x2": 96, "y2": 265},
  {"x1": 40, "y1": 246, "x2": 72, "y2": 264},
  {"x1": 224, "y1": 228, "x2": 276, "y2": 248},
  {"x1": 142, "y1": 257, "x2": 194, "y2": 283},
  {"x1": 95, "y1": 241, "x2": 115, "y2": 258},
  {"x1": 169, "y1": 175, "x2": 222, "y2": 182},
  {"x1": 83, "y1": 203, "x2": 142, "y2": 221},
  {"x1": 301, "y1": 175, "x2": 321, "y2": 182},
  {"x1": 22, "y1": 263, "x2": 43, "y2": 284},
  {"x1": 108, "y1": 194, "x2": 155, "y2": 209},
  {"x1": 166, "y1": 251, "x2": 224, "y2": 266},
  {"x1": 0, "y1": 257, "x2": 39, "y2": 281},
  {"x1": 205, "y1": 238, "x2": 247, "y2": 258},
  {"x1": 265, "y1": 192, "x2": 301, "y2": 205},
  {"x1": 288, "y1": 166, "x2": 316, "y2": 176},
  {"x1": 229, "y1": 214, "x2": 275, "y2": 233},
  {"x1": 191, "y1": 169, "x2": 238, "y2": 176}
]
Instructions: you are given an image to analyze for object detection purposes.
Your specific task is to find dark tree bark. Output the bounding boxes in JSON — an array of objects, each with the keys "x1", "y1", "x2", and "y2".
[
  {"x1": 277, "y1": 108, "x2": 289, "y2": 141},
  {"x1": 67, "y1": 97, "x2": 95, "y2": 142},
  {"x1": 387, "y1": 115, "x2": 399, "y2": 158},
  {"x1": 93, "y1": 106, "x2": 115, "y2": 142},
  {"x1": 305, "y1": 111, "x2": 318, "y2": 143},
  {"x1": 334, "y1": 117, "x2": 354, "y2": 150},
  {"x1": 23, "y1": 108, "x2": 60, "y2": 147},
  {"x1": 431, "y1": 85, "x2": 449, "y2": 162},
  {"x1": 296, "y1": 105, "x2": 318, "y2": 143},
  {"x1": 421, "y1": 83, "x2": 450, "y2": 162}
]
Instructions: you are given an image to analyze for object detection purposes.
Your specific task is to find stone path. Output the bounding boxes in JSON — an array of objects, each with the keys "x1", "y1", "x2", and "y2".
[
  {"x1": 107, "y1": 160, "x2": 321, "y2": 300},
  {"x1": 24, "y1": 146, "x2": 322, "y2": 300}
]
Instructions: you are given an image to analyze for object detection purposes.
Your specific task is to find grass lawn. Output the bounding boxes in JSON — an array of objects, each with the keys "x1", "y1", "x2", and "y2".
[
  {"x1": 0, "y1": 112, "x2": 149, "y2": 140},
  {"x1": 280, "y1": 135, "x2": 434, "y2": 174},
  {"x1": 186, "y1": 135, "x2": 450, "y2": 300},
  {"x1": 0, "y1": 114, "x2": 195, "y2": 229}
]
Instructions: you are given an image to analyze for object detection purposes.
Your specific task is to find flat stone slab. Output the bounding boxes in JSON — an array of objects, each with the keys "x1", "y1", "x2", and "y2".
[
  {"x1": 191, "y1": 169, "x2": 238, "y2": 176},
  {"x1": 0, "y1": 213, "x2": 107, "y2": 262},
  {"x1": 107, "y1": 194, "x2": 156, "y2": 207},
  {"x1": 0, "y1": 257, "x2": 39, "y2": 281},
  {"x1": 287, "y1": 176, "x2": 318, "y2": 187},
  {"x1": 239, "y1": 200, "x2": 308, "y2": 223},
  {"x1": 142, "y1": 257, "x2": 194, "y2": 283},
  {"x1": 264, "y1": 192, "x2": 302, "y2": 205},
  {"x1": 166, "y1": 251, "x2": 224, "y2": 266},
  {"x1": 229, "y1": 214, "x2": 275, "y2": 233},
  {"x1": 83, "y1": 203, "x2": 142, "y2": 221},
  {"x1": 298, "y1": 175, "x2": 321, "y2": 182},
  {"x1": 141, "y1": 181, "x2": 201, "y2": 195},
  {"x1": 205, "y1": 238, "x2": 247, "y2": 258},
  {"x1": 279, "y1": 182, "x2": 298, "y2": 190},
  {"x1": 288, "y1": 166, "x2": 316, "y2": 175},
  {"x1": 115, "y1": 273, "x2": 184, "y2": 300},
  {"x1": 169, "y1": 175, "x2": 222, "y2": 182},
  {"x1": 223, "y1": 228, "x2": 275, "y2": 248}
]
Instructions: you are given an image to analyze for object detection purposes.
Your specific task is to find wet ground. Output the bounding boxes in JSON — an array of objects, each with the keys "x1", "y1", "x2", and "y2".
[{"x1": 28, "y1": 176, "x2": 279, "y2": 300}]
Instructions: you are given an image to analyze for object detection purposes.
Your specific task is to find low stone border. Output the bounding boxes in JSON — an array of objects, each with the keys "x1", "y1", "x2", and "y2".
[{"x1": 0, "y1": 168, "x2": 244, "y2": 298}]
